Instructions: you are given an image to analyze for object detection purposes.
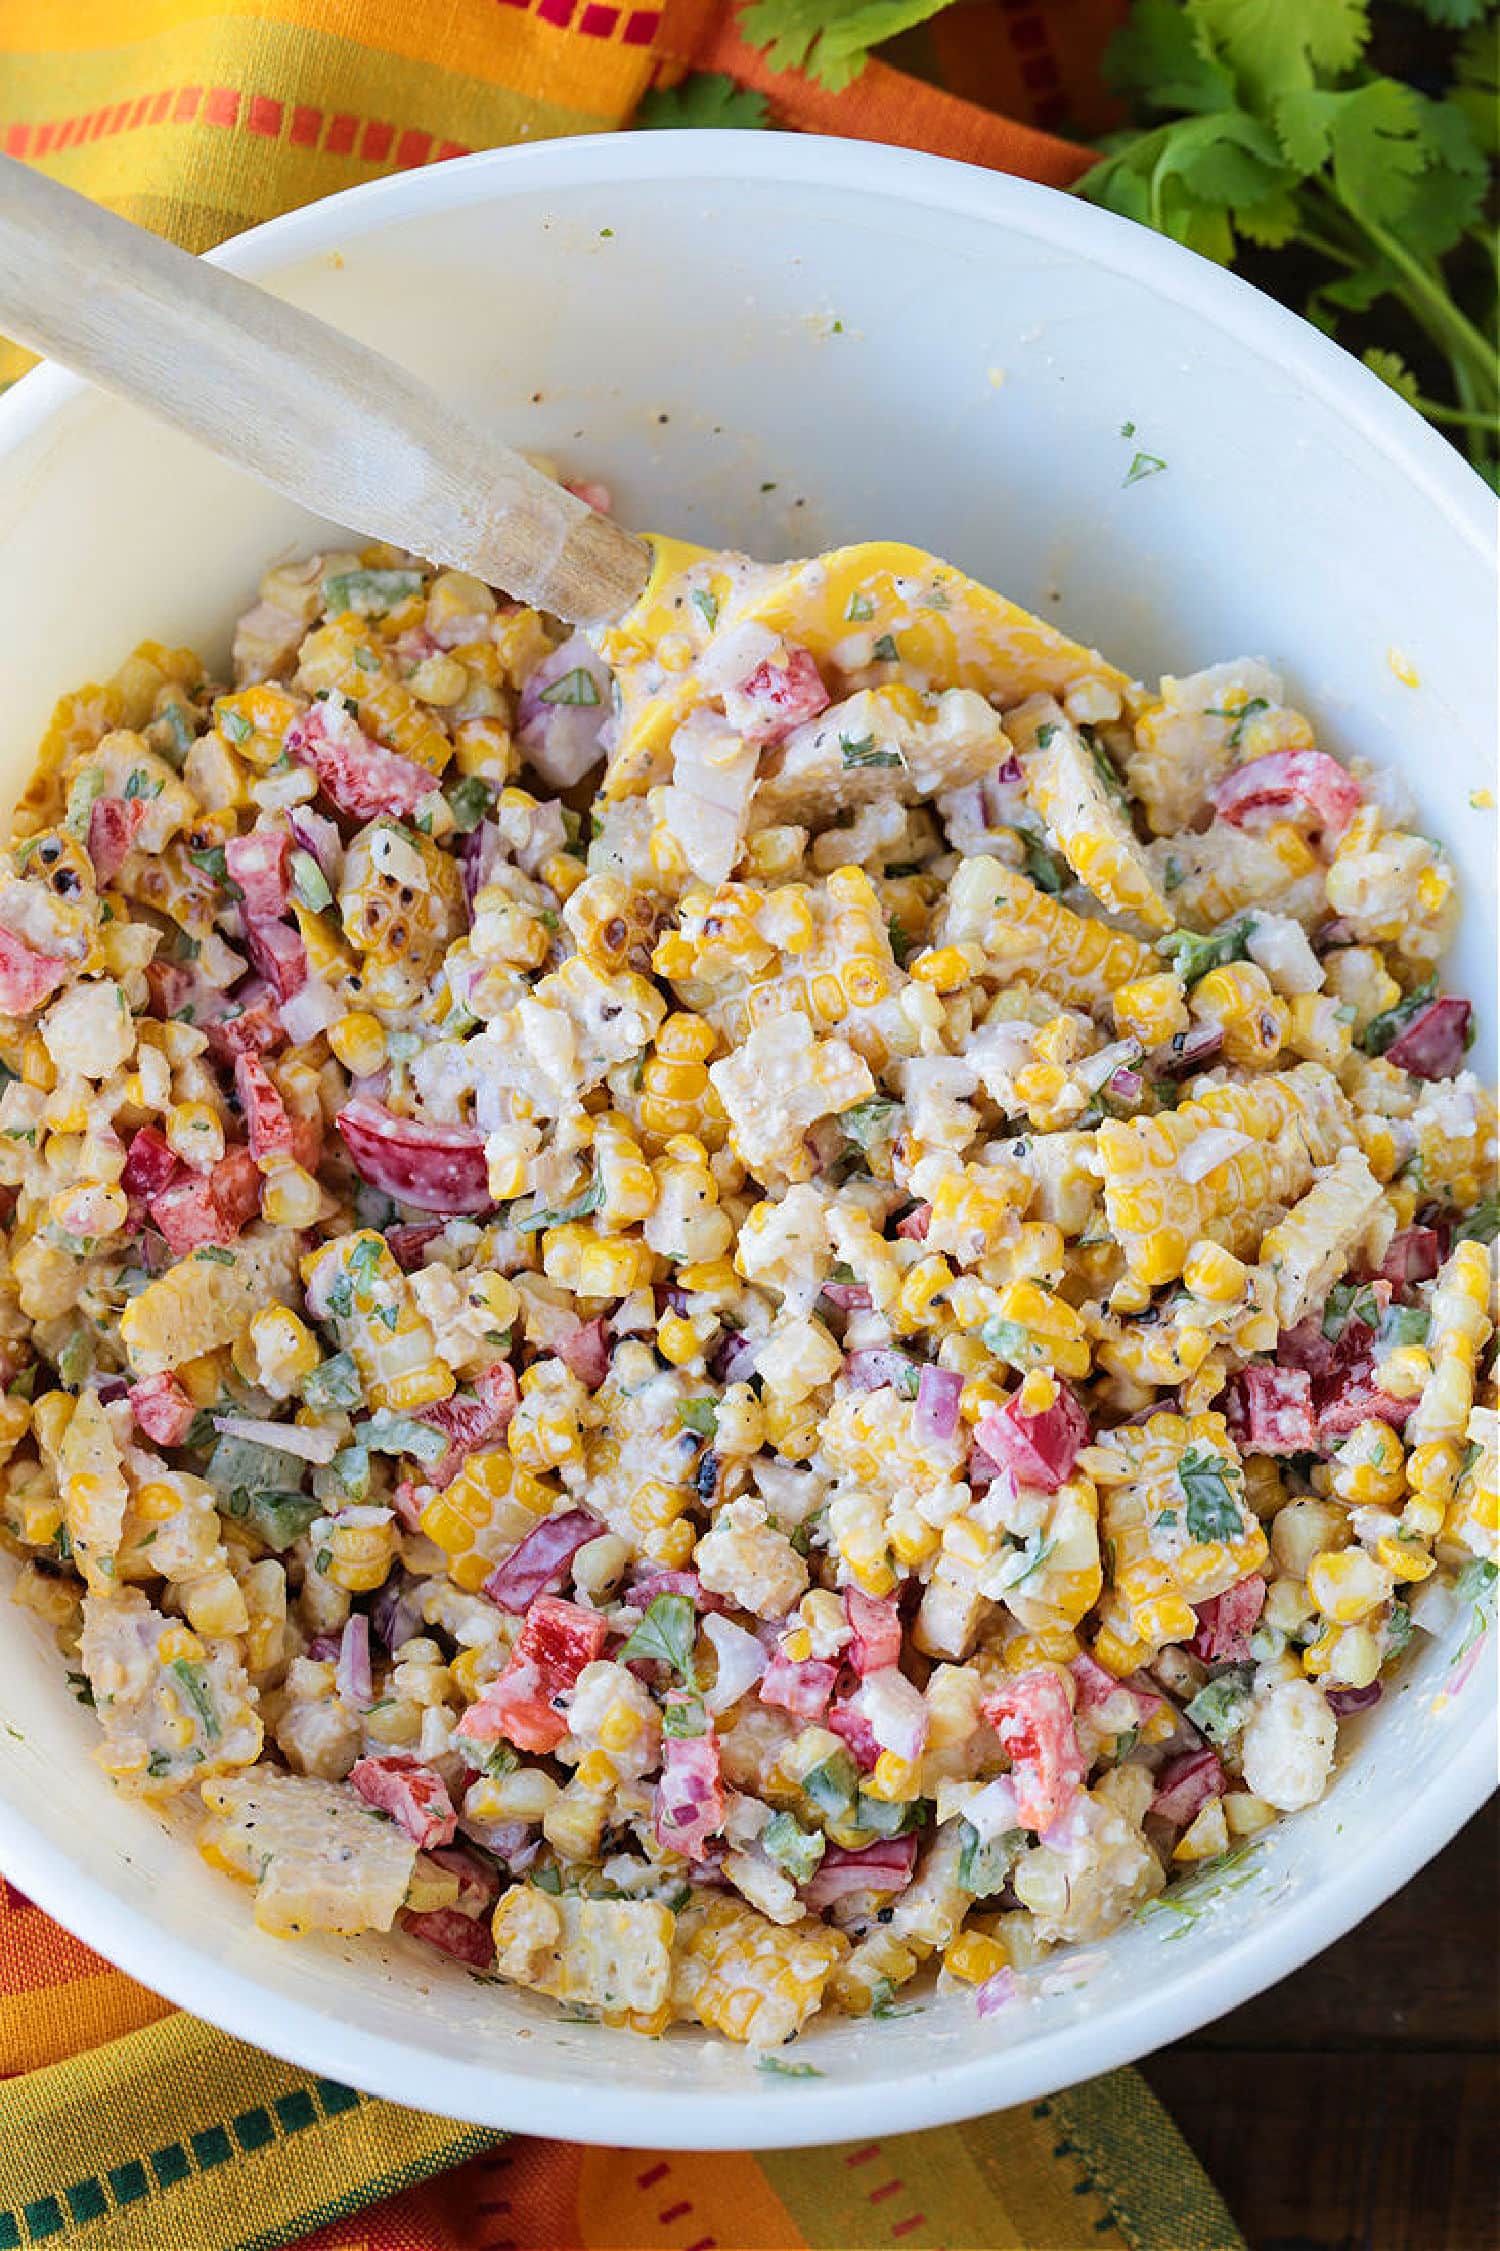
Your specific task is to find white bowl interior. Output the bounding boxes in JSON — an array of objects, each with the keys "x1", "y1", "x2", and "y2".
[{"x1": 0, "y1": 137, "x2": 1493, "y2": 2146}]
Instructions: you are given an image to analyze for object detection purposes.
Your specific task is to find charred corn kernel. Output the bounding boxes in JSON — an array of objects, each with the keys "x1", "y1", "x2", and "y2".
[
  {"x1": 469, "y1": 1272, "x2": 520, "y2": 1333},
  {"x1": 340, "y1": 821, "x2": 464, "y2": 1008},
  {"x1": 564, "y1": 871, "x2": 664, "y2": 976},
  {"x1": 944, "y1": 1930, "x2": 1008, "y2": 1985},
  {"x1": 329, "y1": 1011, "x2": 388, "y2": 1077},
  {"x1": 166, "y1": 1102, "x2": 225, "y2": 1168},
  {"x1": 256, "y1": 1159, "x2": 319, "y2": 1229},
  {"x1": 1330, "y1": 1420, "x2": 1406, "y2": 1507},
  {"x1": 893, "y1": 1254, "x2": 954, "y2": 1329},
  {"x1": 1113, "y1": 973, "x2": 1188, "y2": 1048},
  {"x1": 1307, "y1": 1546, "x2": 1393, "y2": 1625},
  {"x1": 1193, "y1": 962, "x2": 1288, "y2": 1066},
  {"x1": 1183, "y1": 1240, "x2": 1249, "y2": 1304}
]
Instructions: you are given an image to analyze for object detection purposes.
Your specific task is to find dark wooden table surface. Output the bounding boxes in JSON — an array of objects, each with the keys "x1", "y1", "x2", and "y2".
[{"x1": 1142, "y1": 1794, "x2": 1497, "y2": 2251}]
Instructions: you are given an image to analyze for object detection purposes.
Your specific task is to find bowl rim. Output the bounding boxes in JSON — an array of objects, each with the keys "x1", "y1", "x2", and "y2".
[{"x1": 0, "y1": 130, "x2": 1494, "y2": 2148}]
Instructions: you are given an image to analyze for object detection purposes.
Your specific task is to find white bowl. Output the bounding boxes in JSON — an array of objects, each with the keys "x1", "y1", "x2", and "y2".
[{"x1": 0, "y1": 133, "x2": 1493, "y2": 2148}]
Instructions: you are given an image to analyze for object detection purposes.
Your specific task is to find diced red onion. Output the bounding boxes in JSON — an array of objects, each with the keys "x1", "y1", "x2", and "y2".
[
  {"x1": 1179, "y1": 1127, "x2": 1251, "y2": 1184},
  {"x1": 802, "y1": 1834, "x2": 917, "y2": 1908},
  {"x1": 278, "y1": 976, "x2": 343, "y2": 1044},
  {"x1": 994, "y1": 753, "x2": 1023, "y2": 786},
  {"x1": 399, "y1": 1906, "x2": 494, "y2": 1968},
  {"x1": 976, "y1": 1967, "x2": 1019, "y2": 2017},
  {"x1": 556, "y1": 1317, "x2": 611, "y2": 1389},
  {"x1": 336, "y1": 1612, "x2": 374, "y2": 1711},
  {"x1": 1154, "y1": 1024, "x2": 1223, "y2": 1079},
  {"x1": 372, "y1": 1571, "x2": 423, "y2": 1656},
  {"x1": 461, "y1": 819, "x2": 502, "y2": 913},
  {"x1": 702, "y1": 1615, "x2": 769, "y2": 1713},
  {"x1": 1078, "y1": 1039, "x2": 1143, "y2": 1096},
  {"x1": 844, "y1": 1347, "x2": 917, "y2": 1393},
  {"x1": 710, "y1": 1330, "x2": 758, "y2": 1385},
  {"x1": 212, "y1": 1413, "x2": 340, "y2": 1464},
  {"x1": 1108, "y1": 1068, "x2": 1146, "y2": 1103},
  {"x1": 482, "y1": 1509, "x2": 600, "y2": 1612},
  {"x1": 915, "y1": 1364, "x2": 963, "y2": 1446},
  {"x1": 821, "y1": 1281, "x2": 873, "y2": 1312},
  {"x1": 288, "y1": 806, "x2": 344, "y2": 885},
  {"x1": 1326, "y1": 1682, "x2": 1383, "y2": 1717}
]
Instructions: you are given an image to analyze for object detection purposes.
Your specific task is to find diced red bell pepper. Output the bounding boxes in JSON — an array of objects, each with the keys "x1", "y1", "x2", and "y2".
[
  {"x1": 482, "y1": 1507, "x2": 599, "y2": 1613},
  {"x1": 624, "y1": 1567, "x2": 728, "y2": 1618},
  {"x1": 350, "y1": 1753, "x2": 458, "y2": 1850},
  {"x1": 1279, "y1": 1285, "x2": 1389, "y2": 1381},
  {"x1": 1212, "y1": 750, "x2": 1363, "y2": 837},
  {"x1": 821, "y1": 1280, "x2": 872, "y2": 1311},
  {"x1": 234, "y1": 1050, "x2": 298, "y2": 1162},
  {"x1": 203, "y1": 984, "x2": 287, "y2": 1062},
  {"x1": 802, "y1": 1834, "x2": 917, "y2": 1908},
  {"x1": 654, "y1": 1728, "x2": 724, "y2": 1862},
  {"x1": 826, "y1": 1697, "x2": 880, "y2": 1773},
  {"x1": 0, "y1": 925, "x2": 70, "y2": 1016},
  {"x1": 149, "y1": 1145, "x2": 261, "y2": 1256},
  {"x1": 1151, "y1": 1746, "x2": 1225, "y2": 1829},
  {"x1": 86, "y1": 796, "x2": 146, "y2": 885},
  {"x1": 1224, "y1": 1364, "x2": 1317, "y2": 1455},
  {"x1": 128, "y1": 1370, "x2": 197, "y2": 1448},
  {"x1": 975, "y1": 1386, "x2": 1090, "y2": 1494},
  {"x1": 758, "y1": 1652, "x2": 838, "y2": 1718},
  {"x1": 1316, "y1": 1374, "x2": 1416, "y2": 1441},
  {"x1": 728, "y1": 647, "x2": 831, "y2": 746},
  {"x1": 224, "y1": 828, "x2": 292, "y2": 922},
  {"x1": 399, "y1": 1906, "x2": 495, "y2": 1967},
  {"x1": 336, "y1": 1095, "x2": 490, "y2": 1215},
  {"x1": 555, "y1": 1317, "x2": 611, "y2": 1389},
  {"x1": 1385, "y1": 996, "x2": 1472, "y2": 1081},
  {"x1": 242, "y1": 912, "x2": 308, "y2": 1002},
  {"x1": 392, "y1": 1478, "x2": 426, "y2": 1533},
  {"x1": 418, "y1": 1362, "x2": 519, "y2": 1490},
  {"x1": 458, "y1": 1596, "x2": 609, "y2": 1753},
  {"x1": 1379, "y1": 1227, "x2": 1442, "y2": 1292},
  {"x1": 288, "y1": 699, "x2": 433, "y2": 822},
  {"x1": 143, "y1": 959, "x2": 194, "y2": 1020},
  {"x1": 982, "y1": 1667, "x2": 1088, "y2": 1833},
  {"x1": 1188, "y1": 1577, "x2": 1266, "y2": 1664},
  {"x1": 844, "y1": 1587, "x2": 901, "y2": 1676},
  {"x1": 386, "y1": 1221, "x2": 443, "y2": 1271},
  {"x1": 121, "y1": 1125, "x2": 180, "y2": 1202}
]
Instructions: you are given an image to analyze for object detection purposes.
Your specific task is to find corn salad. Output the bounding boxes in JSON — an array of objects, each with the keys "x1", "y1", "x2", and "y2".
[{"x1": 1, "y1": 519, "x2": 1494, "y2": 2049}]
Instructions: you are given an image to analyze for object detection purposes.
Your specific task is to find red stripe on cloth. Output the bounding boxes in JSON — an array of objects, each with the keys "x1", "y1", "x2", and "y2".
[
  {"x1": 4, "y1": 125, "x2": 30, "y2": 155},
  {"x1": 174, "y1": 85, "x2": 201, "y2": 121},
  {"x1": 247, "y1": 94, "x2": 283, "y2": 137},
  {"x1": 290, "y1": 102, "x2": 321, "y2": 146},
  {"x1": 538, "y1": 0, "x2": 577, "y2": 24},
  {"x1": 433, "y1": 138, "x2": 471, "y2": 160},
  {"x1": 395, "y1": 126, "x2": 432, "y2": 166},
  {"x1": 203, "y1": 86, "x2": 240, "y2": 128},
  {"x1": 361, "y1": 118, "x2": 394, "y2": 161},
  {"x1": 325, "y1": 111, "x2": 357, "y2": 153},
  {"x1": 623, "y1": 7, "x2": 660, "y2": 40},
  {"x1": 148, "y1": 87, "x2": 172, "y2": 123},
  {"x1": 581, "y1": 3, "x2": 620, "y2": 29}
]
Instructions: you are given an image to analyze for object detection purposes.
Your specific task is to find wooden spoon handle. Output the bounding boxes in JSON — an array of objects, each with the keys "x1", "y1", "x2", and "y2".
[{"x1": 0, "y1": 155, "x2": 651, "y2": 625}]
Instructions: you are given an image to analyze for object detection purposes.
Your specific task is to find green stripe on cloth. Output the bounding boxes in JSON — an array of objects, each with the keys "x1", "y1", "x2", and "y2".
[
  {"x1": 1054, "y1": 2072, "x2": 1245, "y2": 2251},
  {"x1": 0, "y1": 2014, "x2": 501, "y2": 2251}
]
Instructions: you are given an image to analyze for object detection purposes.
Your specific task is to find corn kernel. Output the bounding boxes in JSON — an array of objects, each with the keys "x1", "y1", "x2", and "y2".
[
  {"x1": 1306, "y1": 1546, "x2": 1392, "y2": 1625},
  {"x1": 329, "y1": 1011, "x2": 388, "y2": 1078},
  {"x1": 1183, "y1": 1240, "x2": 1248, "y2": 1304},
  {"x1": 944, "y1": 1930, "x2": 1008, "y2": 1985},
  {"x1": 260, "y1": 1159, "x2": 321, "y2": 1228}
]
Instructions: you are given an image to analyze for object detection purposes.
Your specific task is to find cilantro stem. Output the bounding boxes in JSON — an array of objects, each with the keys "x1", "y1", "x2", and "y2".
[
  {"x1": 1413, "y1": 399, "x2": 1500, "y2": 434},
  {"x1": 1329, "y1": 196, "x2": 1496, "y2": 404}
]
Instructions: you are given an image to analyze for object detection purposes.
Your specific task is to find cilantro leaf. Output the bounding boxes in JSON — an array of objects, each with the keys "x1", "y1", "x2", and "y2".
[
  {"x1": 621, "y1": 1592, "x2": 697, "y2": 1677},
  {"x1": 1190, "y1": 0, "x2": 1370, "y2": 112},
  {"x1": 1157, "y1": 915, "x2": 1253, "y2": 984},
  {"x1": 1177, "y1": 1446, "x2": 1246, "y2": 1543},
  {"x1": 739, "y1": 0, "x2": 960, "y2": 91},
  {"x1": 634, "y1": 73, "x2": 770, "y2": 130}
]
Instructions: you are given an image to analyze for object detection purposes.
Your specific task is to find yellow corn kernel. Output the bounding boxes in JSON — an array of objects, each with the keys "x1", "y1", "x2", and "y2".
[
  {"x1": 166, "y1": 1102, "x2": 225, "y2": 1169},
  {"x1": 1173, "y1": 1796, "x2": 1230, "y2": 1863},
  {"x1": 327, "y1": 1512, "x2": 400, "y2": 1593},
  {"x1": 944, "y1": 1930, "x2": 1008, "y2": 1985},
  {"x1": 911, "y1": 944, "x2": 978, "y2": 994},
  {"x1": 1306, "y1": 1546, "x2": 1392, "y2": 1625},
  {"x1": 1376, "y1": 1532, "x2": 1435, "y2": 1584},
  {"x1": 260, "y1": 1160, "x2": 321, "y2": 1229},
  {"x1": 329, "y1": 1012, "x2": 388, "y2": 1077},
  {"x1": 541, "y1": 1224, "x2": 652, "y2": 1299},
  {"x1": 470, "y1": 1272, "x2": 520, "y2": 1333},
  {"x1": 1193, "y1": 962, "x2": 1288, "y2": 1067},
  {"x1": 893, "y1": 1254, "x2": 955, "y2": 1330},
  {"x1": 864, "y1": 1751, "x2": 922, "y2": 1803},
  {"x1": 574, "y1": 1749, "x2": 618, "y2": 1792},
  {"x1": 1324, "y1": 1622, "x2": 1382, "y2": 1691},
  {"x1": 1183, "y1": 1240, "x2": 1249, "y2": 1305},
  {"x1": 1407, "y1": 1439, "x2": 1462, "y2": 1506},
  {"x1": 656, "y1": 1312, "x2": 701, "y2": 1367},
  {"x1": 1113, "y1": 973, "x2": 1188, "y2": 1049},
  {"x1": 158, "y1": 1624, "x2": 205, "y2": 1665},
  {"x1": 1330, "y1": 1420, "x2": 1406, "y2": 1508}
]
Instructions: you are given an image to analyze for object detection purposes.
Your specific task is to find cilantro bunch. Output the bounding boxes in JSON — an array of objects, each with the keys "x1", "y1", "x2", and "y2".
[{"x1": 1080, "y1": 1, "x2": 1498, "y2": 488}]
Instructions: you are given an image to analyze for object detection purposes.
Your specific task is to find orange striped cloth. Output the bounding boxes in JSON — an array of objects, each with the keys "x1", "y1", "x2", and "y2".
[{"x1": 0, "y1": 5, "x2": 1241, "y2": 2247}]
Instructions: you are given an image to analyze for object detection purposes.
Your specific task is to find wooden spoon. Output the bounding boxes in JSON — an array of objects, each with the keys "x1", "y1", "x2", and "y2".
[
  {"x1": 0, "y1": 153, "x2": 652, "y2": 627},
  {"x1": 0, "y1": 155, "x2": 1126, "y2": 779}
]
